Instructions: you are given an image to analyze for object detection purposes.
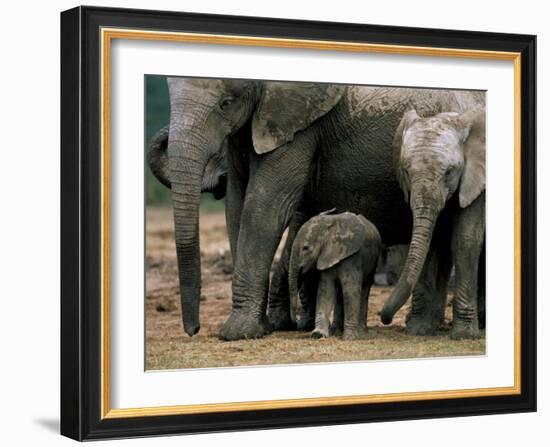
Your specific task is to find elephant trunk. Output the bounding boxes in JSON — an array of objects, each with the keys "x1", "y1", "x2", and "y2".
[
  {"x1": 168, "y1": 127, "x2": 208, "y2": 336},
  {"x1": 380, "y1": 186, "x2": 442, "y2": 324}
]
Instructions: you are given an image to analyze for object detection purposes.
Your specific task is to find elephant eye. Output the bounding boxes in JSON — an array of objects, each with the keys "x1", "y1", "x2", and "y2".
[
  {"x1": 303, "y1": 245, "x2": 309, "y2": 251},
  {"x1": 445, "y1": 167, "x2": 453, "y2": 178},
  {"x1": 220, "y1": 97, "x2": 234, "y2": 111}
]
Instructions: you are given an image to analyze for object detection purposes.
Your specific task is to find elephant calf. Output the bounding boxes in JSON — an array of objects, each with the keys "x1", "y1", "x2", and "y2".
[
  {"x1": 381, "y1": 107, "x2": 486, "y2": 339},
  {"x1": 289, "y1": 211, "x2": 381, "y2": 340}
]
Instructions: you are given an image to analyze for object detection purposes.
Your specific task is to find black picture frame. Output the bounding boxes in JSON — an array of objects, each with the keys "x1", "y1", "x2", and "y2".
[{"x1": 61, "y1": 5, "x2": 536, "y2": 441}]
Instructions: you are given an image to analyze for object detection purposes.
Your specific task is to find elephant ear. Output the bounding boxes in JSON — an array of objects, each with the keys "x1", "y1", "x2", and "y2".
[
  {"x1": 457, "y1": 107, "x2": 486, "y2": 208},
  {"x1": 393, "y1": 110, "x2": 420, "y2": 203},
  {"x1": 317, "y1": 213, "x2": 365, "y2": 271},
  {"x1": 252, "y1": 82, "x2": 345, "y2": 154}
]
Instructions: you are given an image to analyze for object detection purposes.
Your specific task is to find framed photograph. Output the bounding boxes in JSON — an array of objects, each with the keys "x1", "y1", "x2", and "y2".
[{"x1": 60, "y1": 6, "x2": 536, "y2": 441}]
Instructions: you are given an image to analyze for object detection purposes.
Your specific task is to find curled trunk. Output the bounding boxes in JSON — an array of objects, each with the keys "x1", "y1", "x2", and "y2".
[
  {"x1": 147, "y1": 125, "x2": 171, "y2": 188},
  {"x1": 380, "y1": 208, "x2": 438, "y2": 325}
]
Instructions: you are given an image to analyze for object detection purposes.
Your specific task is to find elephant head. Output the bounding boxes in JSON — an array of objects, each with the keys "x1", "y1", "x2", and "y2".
[
  {"x1": 380, "y1": 107, "x2": 486, "y2": 324},
  {"x1": 288, "y1": 211, "x2": 367, "y2": 321},
  {"x1": 146, "y1": 125, "x2": 228, "y2": 199},
  {"x1": 165, "y1": 77, "x2": 344, "y2": 335}
]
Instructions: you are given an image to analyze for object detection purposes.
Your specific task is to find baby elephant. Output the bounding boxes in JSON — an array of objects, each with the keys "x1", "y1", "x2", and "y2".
[{"x1": 289, "y1": 211, "x2": 381, "y2": 339}]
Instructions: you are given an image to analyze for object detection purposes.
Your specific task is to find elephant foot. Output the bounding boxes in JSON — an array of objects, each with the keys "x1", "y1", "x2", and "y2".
[
  {"x1": 219, "y1": 312, "x2": 272, "y2": 341},
  {"x1": 450, "y1": 322, "x2": 480, "y2": 340},
  {"x1": 330, "y1": 322, "x2": 343, "y2": 337},
  {"x1": 268, "y1": 307, "x2": 296, "y2": 331},
  {"x1": 342, "y1": 327, "x2": 368, "y2": 340},
  {"x1": 296, "y1": 317, "x2": 315, "y2": 332},
  {"x1": 406, "y1": 316, "x2": 437, "y2": 336},
  {"x1": 311, "y1": 328, "x2": 329, "y2": 339}
]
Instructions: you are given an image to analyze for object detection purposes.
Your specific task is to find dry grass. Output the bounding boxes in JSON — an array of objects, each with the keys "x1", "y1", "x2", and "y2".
[{"x1": 146, "y1": 207, "x2": 485, "y2": 370}]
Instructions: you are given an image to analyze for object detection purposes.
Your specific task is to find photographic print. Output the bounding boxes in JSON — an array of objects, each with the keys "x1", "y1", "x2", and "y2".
[{"x1": 145, "y1": 76, "x2": 487, "y2": 370}]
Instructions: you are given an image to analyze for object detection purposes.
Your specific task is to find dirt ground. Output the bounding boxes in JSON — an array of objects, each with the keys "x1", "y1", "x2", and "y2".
[{"x1": 146, "y1": 207, "x2": 485, "y2": 370}]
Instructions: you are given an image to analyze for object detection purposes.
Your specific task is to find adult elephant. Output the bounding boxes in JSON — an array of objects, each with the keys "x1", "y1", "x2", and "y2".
[
  {"x1": 147, "y1": 122, "x2": 299, "y2": 331},
  {"x1": 164, "y1": 77, "x2": 483, "y2": 340},
  {"x1": 380, "y1": 108, "x2": 486, "y2": 339}
]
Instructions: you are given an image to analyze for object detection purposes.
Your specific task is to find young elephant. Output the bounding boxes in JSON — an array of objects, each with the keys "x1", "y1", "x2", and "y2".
[
  {"x1": 380, "y1": 107, "x2": 486, "y2": 339},
  {"x1": 289, "y1": 211, "x2": 381, "y2": 339}
]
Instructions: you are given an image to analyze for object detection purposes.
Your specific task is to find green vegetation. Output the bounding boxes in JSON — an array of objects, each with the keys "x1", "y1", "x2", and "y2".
[
  {"x1": 145, "y1": 75, "x2": 170, "y2": 205},
  {"x1": 145, "y1": 75, "x2": 224, "y2": 211}
]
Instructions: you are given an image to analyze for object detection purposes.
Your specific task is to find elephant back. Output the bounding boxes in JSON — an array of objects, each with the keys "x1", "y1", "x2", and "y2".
[{"x1": 345, "y1": 86, "x2": 484, "y2": 120}]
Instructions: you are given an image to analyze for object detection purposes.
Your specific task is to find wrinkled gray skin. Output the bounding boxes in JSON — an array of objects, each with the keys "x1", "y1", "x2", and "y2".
[
  {"x1": 289, "y1": 212, "x2": 381, "y2": 340},
  {"x1": 380, "y1": 109, "x2": 486, "y2": 339},
  {"x1": 147, "y1": 125, "x2": 228, "y2": 200},
  {"x1": 376, "y1": 244, "x2": 408, "y2": 286},
  {"x1": 164, "y1": 77, "x2": 484, "y2": 340}
]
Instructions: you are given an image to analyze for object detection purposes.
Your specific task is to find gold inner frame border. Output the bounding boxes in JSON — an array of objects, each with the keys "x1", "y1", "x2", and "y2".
[{"x1": 99, "y1": 27, "x2": 522, "y2": 419}]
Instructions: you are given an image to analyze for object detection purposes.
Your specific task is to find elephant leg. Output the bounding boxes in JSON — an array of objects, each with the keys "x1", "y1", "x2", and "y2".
[
  {"x1": 330, "y1": 285, "x2": 344, "y2": 336},
  {"x1": 268, "y1": 211, "x2": 308, "y2": 331},
  {"x1": 225, "y1": 150, "x2": 247, "y2": 258},
  {"x1": 340, "y1": 259, "x2": 365, "y2": 340},
  {"x1": 297, "y1": 271, "x2": 318, "y2": 331},
  {"x1": 220, "y1": 132, "x2": 317, "y2": 341},
  {"x1": 450, "y1": 194, "x2": 485, "y2": 340},
  {"x1": 406, "y1": 229, "x2": 452, "y2": 336},
  {"x1": 268, "y1": 255, "x2": 294, "y2": 331},
  {"x1": 312, "y1": 274, "x2": 336, "y2": 339},
  {"x1": 406, "y1": 247, "x2": 438, "y2": 335},
  {"x1": 477, "y1": 238, "x2": 486, "y2": 330},
  {"x1": 358, "y1": 273, "x2": 374, "y2": 336}
]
